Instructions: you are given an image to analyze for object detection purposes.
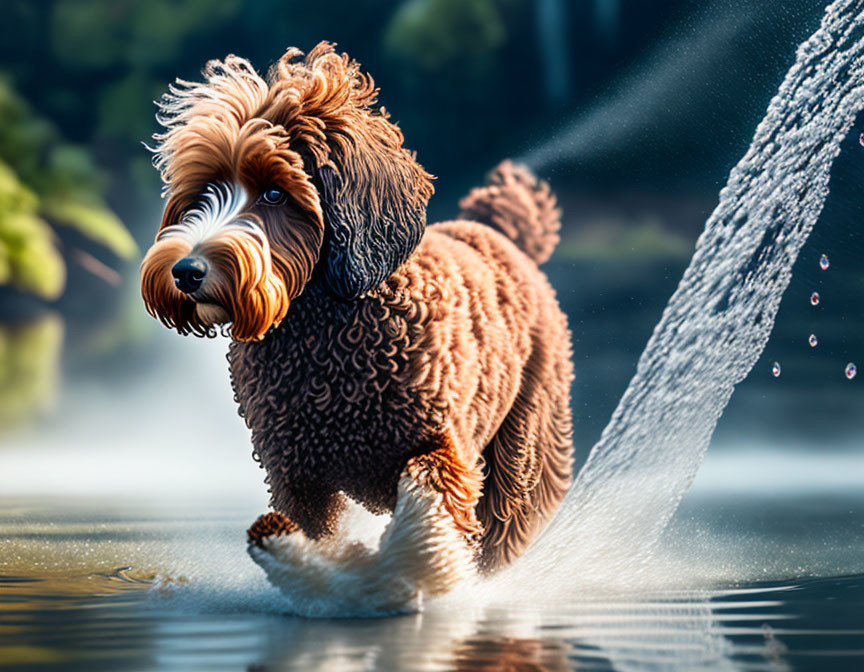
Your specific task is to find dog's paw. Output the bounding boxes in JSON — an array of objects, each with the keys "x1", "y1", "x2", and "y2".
[{"x1": 247, "y1": 511, "x2": 298, "y2": 546}]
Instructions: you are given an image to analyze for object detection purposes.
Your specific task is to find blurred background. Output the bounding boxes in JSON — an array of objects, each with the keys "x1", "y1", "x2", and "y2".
[{"x1": 0, "y1": 0, "x2": 862, "y2": 499}]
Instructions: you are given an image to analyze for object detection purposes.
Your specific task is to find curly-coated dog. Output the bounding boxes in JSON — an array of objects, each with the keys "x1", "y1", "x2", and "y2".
[{"x1": 141, "y1": 42, "x2": 574, "y2": 603}]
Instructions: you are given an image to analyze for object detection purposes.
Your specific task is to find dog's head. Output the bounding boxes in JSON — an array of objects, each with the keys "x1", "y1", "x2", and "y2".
[{"x1": 141, "y1": 42, "x2": 434, "y2": 341}]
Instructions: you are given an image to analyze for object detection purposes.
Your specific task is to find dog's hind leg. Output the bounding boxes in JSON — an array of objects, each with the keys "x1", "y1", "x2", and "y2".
[{"x1": 476, "y1": 325, "x2": 575, "y2": 572}]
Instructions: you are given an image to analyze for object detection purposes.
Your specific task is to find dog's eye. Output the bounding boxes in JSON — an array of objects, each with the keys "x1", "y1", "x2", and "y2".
[{"x1": 261, "y1": 187, "x2": 287, "y2": 206}]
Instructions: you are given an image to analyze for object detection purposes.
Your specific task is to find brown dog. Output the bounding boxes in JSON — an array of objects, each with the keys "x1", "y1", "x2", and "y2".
[{"x1": 141, "y1": 42, "x2": 574, "y2": 578}]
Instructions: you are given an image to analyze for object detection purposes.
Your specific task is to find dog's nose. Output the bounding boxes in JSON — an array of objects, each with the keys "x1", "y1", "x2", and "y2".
[{"x1": 171, "y1": 257, "x2": 208, "y2": 294}]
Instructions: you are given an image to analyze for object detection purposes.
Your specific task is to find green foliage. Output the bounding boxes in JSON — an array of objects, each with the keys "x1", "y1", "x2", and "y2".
[
  {"x1": 0, "y1": 315, "x2": 64, "y2": 429},
  {"x1": 50, "y1": 0, "x2": 243, "y2": 71},
  {"x1": 384, "y1": 0, "x2": 507, "y2": 87},
  {"x1": 97, "y1": 71, "x2": 167, "y2": 149},
  {"x1": 557, "y1": 219, "x2": 692, "y2": 261},
  {"x1": 0, "y1": 77, "x2": 135, "y2": 299},
  {"x1": 0, "y1": 162, "x2": 65, "y2": 299},
  {"x1": 43, "y1": 0, "x2": 245, "y2": 198},
  {"x1": 44, "y1": 199, "x2": 137, "y2": 260}
]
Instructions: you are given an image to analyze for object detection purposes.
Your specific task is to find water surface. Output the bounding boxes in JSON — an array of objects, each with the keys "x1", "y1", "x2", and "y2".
[{"x1": 2, "y1": 482, "x2": 863, "y2": 671}]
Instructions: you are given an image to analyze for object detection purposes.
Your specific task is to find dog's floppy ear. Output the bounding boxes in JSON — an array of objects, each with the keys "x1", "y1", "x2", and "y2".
[
  {"x1": 317, "y1": 151, "x2": 430, "y2": 299},
  {"x1": 265, "y1": 43, "x2": 433, "y2": 299}
]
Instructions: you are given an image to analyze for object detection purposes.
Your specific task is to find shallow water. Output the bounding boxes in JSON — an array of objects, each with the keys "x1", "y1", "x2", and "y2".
[{"x1": 2, "y1": 473, "x2": 863, "y2": 671}]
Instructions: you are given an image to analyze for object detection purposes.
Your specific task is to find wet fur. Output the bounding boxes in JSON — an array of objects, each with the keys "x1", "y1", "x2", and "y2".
[{"x1": 142, "y1": 43, "x2": 574, "y2": 571}]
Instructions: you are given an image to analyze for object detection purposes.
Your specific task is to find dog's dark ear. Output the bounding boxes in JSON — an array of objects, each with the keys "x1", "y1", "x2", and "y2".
[
  {"x1": 264, "y1": 43, "x2": 434, "y2": 298},
  {"x1": 317, "y1": 154, "x2": 431, "y2": 299}
]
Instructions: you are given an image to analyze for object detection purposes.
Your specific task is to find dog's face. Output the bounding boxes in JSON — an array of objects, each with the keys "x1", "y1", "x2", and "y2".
[{"x1": 141, "y1": 43, "x2": 433, "y2": 341}]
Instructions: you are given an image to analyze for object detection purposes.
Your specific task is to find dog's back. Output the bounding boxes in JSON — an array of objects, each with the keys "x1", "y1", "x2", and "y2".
[{"x1": 419, "y1": 161, "x2": 574, "y2": 570}]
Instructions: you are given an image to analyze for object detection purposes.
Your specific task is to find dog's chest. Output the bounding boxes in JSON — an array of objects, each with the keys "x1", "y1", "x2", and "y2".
[{"x1": 227, "y1": 283, "x2": 439, "y2": 506}]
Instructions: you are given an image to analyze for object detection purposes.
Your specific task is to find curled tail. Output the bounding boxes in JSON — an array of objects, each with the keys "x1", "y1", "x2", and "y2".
[{"x1": 458, "y1": 160, "x2": 561, "y2": 265}]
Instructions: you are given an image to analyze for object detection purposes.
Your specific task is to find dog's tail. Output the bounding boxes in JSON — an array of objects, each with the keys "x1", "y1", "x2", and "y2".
[{"x1": 458, "y1": 160, "x2": 561, "y2": 265}]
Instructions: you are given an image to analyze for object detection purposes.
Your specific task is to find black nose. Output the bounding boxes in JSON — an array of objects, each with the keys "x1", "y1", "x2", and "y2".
[{"x1": 171, "y1": 257, "x2": 208, "y2": 294}]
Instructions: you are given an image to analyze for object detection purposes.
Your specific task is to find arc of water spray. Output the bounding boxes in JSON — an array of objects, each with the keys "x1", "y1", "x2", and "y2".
[
  {"x1": 516, "y1": 0, "x2": 864, "y2": 583},
  {"x1": 519, "y1": 1, "x2": 760, "y2": 171}
]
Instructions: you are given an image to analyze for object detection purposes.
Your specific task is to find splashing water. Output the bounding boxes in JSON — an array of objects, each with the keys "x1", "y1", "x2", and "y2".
[{"x1": 507, "y1": 0, "x2": 864, "y2": 589}]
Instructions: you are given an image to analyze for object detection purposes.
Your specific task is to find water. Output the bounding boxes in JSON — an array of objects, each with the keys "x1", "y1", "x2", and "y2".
[
  {"x1": 517, "y1": 0, "x2": 760, "y2": 173},
  {"x1": 3, "y1": 485, "x2": 864, "y2": 671},
  {"x1": 507, "y1": 0, "x2": 864, "y2": 587}
]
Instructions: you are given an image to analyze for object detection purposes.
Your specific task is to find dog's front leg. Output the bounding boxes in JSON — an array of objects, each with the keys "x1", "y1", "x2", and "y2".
[
  {"x1": 366, "y1": 433, "x2": 484, "y2": 599},
  {"x1": 246, "y1": 434, "x2": 484, "y2": 616},
  {"x1": 246, "y1": 483, "x2": 347, "y2": 545},
  {"x1": 403, "y1": 434, "x2": 484, "y2": 550},
  {"x1": 247, "y1": 511, "x2": 298, "y2": 546}
]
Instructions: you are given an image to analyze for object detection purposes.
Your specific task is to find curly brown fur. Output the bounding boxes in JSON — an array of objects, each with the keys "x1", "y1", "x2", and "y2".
[
  {"x1": 459, "y1": 159, "x2": 561, "y2": 265},
  {"x1": 248, "y1": 511, "x2": 299, "y2": 546},
  {"x1": 141, "y1": 43, "x2": 574, "y2": 572},
  {"x1": 405, "y1": 434, "x2": 484, "y2": 546}
]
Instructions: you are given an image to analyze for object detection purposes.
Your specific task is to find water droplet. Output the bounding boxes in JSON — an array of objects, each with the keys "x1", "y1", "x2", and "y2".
[
  {"x1": 772, "y1": 361, "x2": 782, "y2": 377},
  {"x1": 846, "y1": 362, "x2": 857, "y2": 379},
  {"x1": 810, "y1": 292, "x2": 820, "y2": 306},
  {"x1": 809, "y1": 333, "x2": 818, "y2": 347},
  {"x1": 819, "y1": 254, "x2": 830, "y2": 270}
]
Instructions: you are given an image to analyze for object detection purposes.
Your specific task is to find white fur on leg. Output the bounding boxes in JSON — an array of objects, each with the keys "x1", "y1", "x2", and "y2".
[{"x1": 248, "y1": 469, "x2": 477, "y2": 617}]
